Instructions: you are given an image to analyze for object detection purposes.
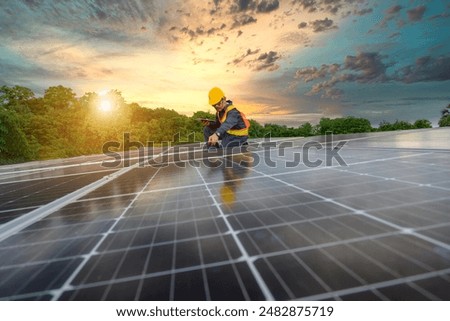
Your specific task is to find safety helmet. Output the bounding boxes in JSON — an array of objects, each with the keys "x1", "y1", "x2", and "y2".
[
  {"x1": 208, "y1": 87, "x2": 225, "y2": 106},
  {"x1": 220, "y1": 185, "x2": 235, "y2": 205}
]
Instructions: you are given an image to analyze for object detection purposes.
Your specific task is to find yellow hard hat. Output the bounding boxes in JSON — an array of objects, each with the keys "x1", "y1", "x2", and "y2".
[
  {"x1": 220, "y1": 185, "x2": 235, "y2": 205},
  {"x1": 208, "y1": 87, "x2": 225, "y2": 106}
]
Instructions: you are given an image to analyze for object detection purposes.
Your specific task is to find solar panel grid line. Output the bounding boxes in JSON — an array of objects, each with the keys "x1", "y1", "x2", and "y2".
[
  {"x1": 374, "y1": 237, "x2": 448, "y2": 273},
  {"x1": 225, "y1": 152, "x2": 450, "y2": 298},
  {"x1": 296, "y1": 269, "x2": 450, "y2": 301},
  {"x1": 259, "y1": 257, "x2": 302, "y2": 299},
  {"x1": 194, "y1": 166, "x2": 275, "y2": 300},
  {"x1": 266, "y1": 221, "x2": 376, "y2": 297},
  {"x1": 71, "y1": 192, "x2": 139, "y2": 205},
  {"x1": 0, "y1": 147, "x2": 173, "y2": 238},
  {"x1": 101, "y1": 217, "x2": 225, "y2": 247},
  {"x1": 0, "y1": 178, "x2": 55, "y2": 201},
  {"x1": 0, "y1": 168, "x2": 116, "y2": 186},
  {"x1": 288, "y1": 250, "x2": 335, "y2": 296},
  {"x1": 51, "y1": 166, "x2": 163, "y2": 300},
  {"x1": 99, "y1": 184, "x2": 169, "y2": 301},
  {"x1": 189, "y1": 213, "x2": 211, "y2": 300},
  {"x1": 405, "y1": 282, "x2": 442, "y2": 300},
  {"x1": 0, "y1": 206, "x2": 39, "y2": 214},
  {"x1": 0, "y1": 160, "x2": 112, "y2": 178},
  {"x1": 414, "y1": 222, "x2": 450, "y2": 234},
  {"x1": 168, "y1": 197, "x2": 181, "y2": 300},
  {"x1": 0, "y1": 224, "x2": 400, "y2": 278},
  {"x1": 0, "y1": 170, "x2": 56, "y2": 184},
  {"x1": 337, "y1": 241, "x2": 414, "y2": 283},
  {"x1": 315, "y1": 247, "x2": 373, "y2": 289},
  {"x1": 0, "y1": 166, "x2": 134, "y2": 243},
  {"x1": 316, "y1": 196, "x2": 450, "y2": 228},
  {"x1": 351, "y1": 196, "x2": 450, "y2": 217},
  {"x1": 239, "y1": 161, "x2": 450, "y2": 252},
  {"x1": 308, "y1": 243, "x2": 438, "y2": 300},
  {"x1": 229, "y1": 209, "x2": 352, "y2": 233},
  {"x1": 333, "y1": 167, "x2": 450, "y2": 192},
  {"x1": 53, "y1": 258, "x2": 250, "y2": 298},
  {"x1": 251, "y1": 151, "x2": 434, "y2": 180}
]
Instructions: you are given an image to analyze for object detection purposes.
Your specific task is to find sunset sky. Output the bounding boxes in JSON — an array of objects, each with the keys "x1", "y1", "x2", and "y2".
[{"x1": 1, "y1": 0, "x2": 449, "y2": 126}]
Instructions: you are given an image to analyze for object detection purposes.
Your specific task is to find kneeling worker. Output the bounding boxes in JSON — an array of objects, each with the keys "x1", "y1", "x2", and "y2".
[{"x1": 203, "y1": 87, "x2": 250, "y2": 148}]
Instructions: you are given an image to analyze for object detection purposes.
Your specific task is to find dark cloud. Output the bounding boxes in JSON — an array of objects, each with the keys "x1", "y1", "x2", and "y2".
[
  {"x1": 22, "y1": 0, "x2": 42, "y2": 10},
  {"x1": 298, "y1": 22, "x2": 308, "y2": 29},
  {"x1": 0, "y1": 59, "x2": 65, "y2": 92},
  {"x1": 229, "y1": 0, "x2": 256, "y2": 13},
  {"x1": 385, "y1": 5, "x2": 402, "y2": 15},
  {"x1": 407, "y1": 5, "x2": 426, "y2": 22},
  {"x1": 308, "y1": 80, "x2": 343, "y2": 99},
  {"x1": 229, "y1": 0, "x2": 279, "y2": 14},
  {"x1": 429, "y1": 12, "x2": 450, "y2": 20},
  {"x1": 230, "y1": 48, "x2": 261, "y2": 65},
  {"x1": 256, "y1": 0, "x2": 280, "y2": 13},
  {"x1": 179, "y1": 23, "x2": 227, "y2": 40},
  {"x1": 292, "y1": 0, "x2": 318, "y2": 13},
  {"x1": 294, "y1": 52, "x2": 450, "y2": 99},
  {"x1": 292, "y1": 0, "x2": 366, "y2": 15},
  {"x1": 0, "y1": 0, "x2": 163, "y2": 47},
  {"x1": 310, "y1": 18, "x2": 337, "y2": 32},
  {"x1": 231, "y1": 14, "x2": 257, "y2": 29},
  {"x1": 233, "y1": 49, "x2": 280, "y2": 71},
  {"x1": 344, "y1": 52, "x2": 389, "y2": 82},
  {"x1": 371, "y1": 4, "x2": 402, "y2": 30},
  {"x1": 394, "y1": 55, "x2": 450, "y2": 83},
  {"x1": 294, "y1": 64, "x2": 340, "y2": 82},
  {"x1": 293, "y1": 52, "x2": 390, "y2": 98},
  {"x1": 354, "y1": 8, "x2": 373, "y2": 16},
  {"x1": 252, "y1": 51, "x2": 281, "y2": 71}
]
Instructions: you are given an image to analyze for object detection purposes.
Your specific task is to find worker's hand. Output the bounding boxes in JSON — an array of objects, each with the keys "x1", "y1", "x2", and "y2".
[
  {"x1": 208, "y1": 133, "x2": 219, "y2": 146},
  {"x1": 201, "y1": 120, "x2": 210, "y2": 126}
]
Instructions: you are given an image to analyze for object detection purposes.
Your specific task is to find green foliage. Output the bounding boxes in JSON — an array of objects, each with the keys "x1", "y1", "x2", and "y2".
[
  {"x1": 413, "y1": 119, "x2": 432, "y2": 129},
  {"x1": 378, "y1": 120, "x2": 416, "y2": 131},
  {"x1": 438, "y1": 115, "x2": 450, "y2": 127},
  {"x1": 318, "y1": 117, "x2": 373, "y2": 135},
  {"x1": 248, "y1": 119, "x2": 264, "y2": 137},
  {"x1": 438, "y1": 104, "x2": 450, "y2": 127},
  {"x1": 43, "y1": 85, "x2": 76, "y2": 109},
  {"x1": 0, "y1": 108, "x2": 37, "y2": 163},
  {"x1": 0, "y1": 85, "x2": 35, "y2": 110}
]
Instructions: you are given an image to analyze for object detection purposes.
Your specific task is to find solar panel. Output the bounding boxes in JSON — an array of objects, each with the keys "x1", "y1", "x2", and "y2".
[{"x1": 0, "y1": 128, "x2": 449, "y2": 300}]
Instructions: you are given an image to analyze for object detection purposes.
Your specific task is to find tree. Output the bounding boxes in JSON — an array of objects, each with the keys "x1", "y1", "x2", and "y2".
[
  {"x1": 413, "y1": 119, "x2": 432, "y2": 129},
  {"x1": 297, "y1": 122, "x2": 313, "y2": 137},
  {"x1": 438, "y1": 115, "x2": 450, "y2": 127},
  {"x1": 248, "y1": 119, "x2": 264, "y2": 137},
  {"x1": 0, "y1": 85, "x2": 35, "y2": 114},
  {"x1": 318, "y1": 117, "x2": 373, "y2": 134},
  {"x1": 378, "y1": 120, "x2": 393, "y2": 131},
  {"x1": 439, "y1": 103, "x2": 450, "y2": 127},
  {"x1": 0, "y1": 108, "x2": 37, "y2": 162},
  {"x1": 378, "y1": 120, "x2": 414, "y2": 131},
  {"x1": 43, "y1": 85, "x2": 76, "y2": 109}
]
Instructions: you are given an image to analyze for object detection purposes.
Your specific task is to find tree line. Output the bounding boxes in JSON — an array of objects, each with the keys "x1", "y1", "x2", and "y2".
[{"x1": 0, "y1": 85, "x2": 447, "y2": 164}]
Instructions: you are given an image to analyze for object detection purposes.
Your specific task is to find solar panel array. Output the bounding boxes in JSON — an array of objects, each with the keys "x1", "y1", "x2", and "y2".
[{"x1": 0, "y1": 128, "x2": 449, "y2": 300}]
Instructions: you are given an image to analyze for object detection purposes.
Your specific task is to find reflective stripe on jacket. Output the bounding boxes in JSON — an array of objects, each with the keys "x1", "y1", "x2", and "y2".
[{"x1": 217, "y1": 105, "x2": 250, "y2": 136}]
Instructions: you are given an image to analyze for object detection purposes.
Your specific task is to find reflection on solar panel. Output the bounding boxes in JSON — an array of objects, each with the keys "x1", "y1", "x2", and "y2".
[{"x1": 0, "y1": 128, "x2": 449, "y2": 300}]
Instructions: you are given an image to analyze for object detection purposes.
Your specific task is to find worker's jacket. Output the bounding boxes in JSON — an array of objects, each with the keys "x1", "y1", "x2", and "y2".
[{"x1": 213, "y1": 101, "x2": 250, "y2": 136}]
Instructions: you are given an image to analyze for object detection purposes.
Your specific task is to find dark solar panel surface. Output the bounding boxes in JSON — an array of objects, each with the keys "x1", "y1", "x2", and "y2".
[{"x1": 0, "y1": 128, "x2": 449, "y2": 301}]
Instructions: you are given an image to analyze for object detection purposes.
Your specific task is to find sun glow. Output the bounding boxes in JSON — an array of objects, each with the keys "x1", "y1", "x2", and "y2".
[{"x1": 99, "y1": 99, "x2": 112, "y2": 112}]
